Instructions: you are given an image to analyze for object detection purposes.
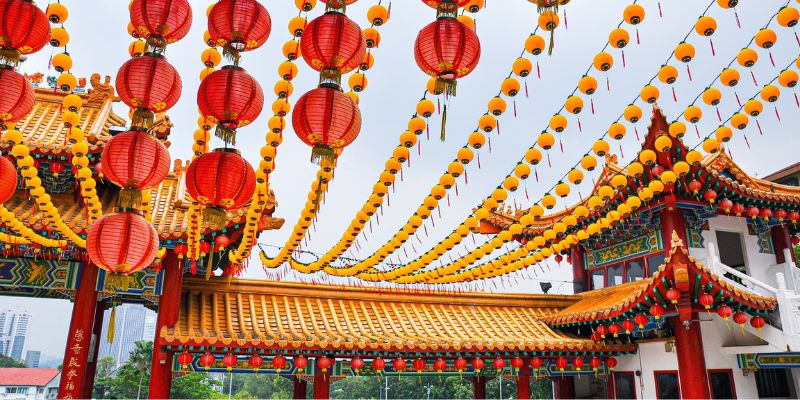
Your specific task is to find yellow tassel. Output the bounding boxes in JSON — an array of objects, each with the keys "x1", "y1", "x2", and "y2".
[{"x1": 107, "y1": 305, "x2": 116, "y2": 344}]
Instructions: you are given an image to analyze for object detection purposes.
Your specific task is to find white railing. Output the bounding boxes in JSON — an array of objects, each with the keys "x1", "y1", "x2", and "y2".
[
  {"x1": 775, "y1": 273, "x2": 800, "y2": 337},
  {"x1": 704, "y1": 242, "x2": 780, "y2": 297}
]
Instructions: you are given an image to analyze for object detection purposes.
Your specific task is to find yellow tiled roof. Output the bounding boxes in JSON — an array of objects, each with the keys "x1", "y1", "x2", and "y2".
[{"x1": 161, "y1": 277, "x2": 636, "y2": 354}]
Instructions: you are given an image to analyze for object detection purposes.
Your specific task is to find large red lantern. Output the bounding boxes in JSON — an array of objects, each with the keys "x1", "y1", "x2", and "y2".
[
  {"x1": 115, "y1": 54, "x2": 182, "y2": 127},
  {"x1": 492, "y1": 357, "x2": 505, "y2": 372},
  {"x1": 703, "y1": 189, "x2": 717, "y2": 204},
  {"x1": 510, "y1": 356, "x2": 524, "y2": 372},
  {"x1": 86, "y1": 211, "x2": 160, "y2": 275},
  {"x1": 185, "y1": 148, "x2": 256, "y2": 229},
  {"x1": 719, "y1": 198, "x2": 733, "y2": 214},
  {"x1": 717, "y1": 305, "x2": 732, "y2": 320},
  {"x1": 775, "y1": 209, "x2": 788, "y2": 222},
  {"x1": 101, "y1": 130, "x2": 170, "y2": 208},
  {"x1": 0, "y1": 68, "x2": 34, "y2": 129},
  {"x1": 605, "y1": 357, "x2": 618, "y2": 371},
  {"x1": 317, "y1": 356, "x2": 333, "y2": 373},
  {"x1": 595, "y1": 323, "x2": 608, "y2": 338},
  {"x1": 687, "y1": 179, "x2": 703, "y2": 195},
  {"x1": 208, "y1": 0, "x2": 272, "y2": 59},
  {"x1": 0, "y1": 0, "x2": 50, "y2": 60},
  {"x1": 197, "y1": 66, "x2": 264, "y2": 145},
  {"x1": 634, "y1": 313, "x2": 649, "y2": 329},
  {"x1": 350, "y1": 357, "x2": 365, "y2": 373},
  {"x1": 0, "y1": 156, "x2": 17, "y2": 204},
  {"x1": 759, "y1": 208, "x2": 773, "y2": 221},
  {"x1": 293, "y1": 86, "x2": 362, "y2": 168},
  {"x1": 414, "y1": 16, "x2": 480, "y2": 96},
  {"x1": 454, "y1": 357, "x2": 467, "y2": 372},
  {"x1": 573, "y1": 357, "x2": 585, "y2": 371},
  {"x1": 732, "y1": 203, "x2": 745, "y2": 216},
  {"x1": 608, "y1": 322, "x2": 622, "y2": 337},
  {"x1": 530, "y1": 357, "x2": 543, "y2": 371},
  {"x1": 746, "y1": 206, "x2": 760, "y2": 219},
  {"x1": 590, "y1": 357, "x2": 602, "y2": 371},
  {"x1": 300, "y1": 11, "x2": 365, "y2": 82},
  {"x1": 177, "y1": 351, "x2": 193, "y2": 369},
  {"x1": 665, "y1": 288, "x2": 681, "y2": 304},
  {"x1": 699, "y1": 293, "x2": 714, "y2": 309},
  {"x1": 129, "y1": 0, "x2": 192, "y2": 48},
  {"x1": 788, "y1": 211, "x2": 799, "y2": 224}
]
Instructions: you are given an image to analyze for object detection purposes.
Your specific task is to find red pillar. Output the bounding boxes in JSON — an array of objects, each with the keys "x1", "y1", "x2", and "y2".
[
  {"x1": 58, "y1": 262, "x2": 99, "y2": 399},
  {"x1": 472, "y1": 376, "x2": 488, "y2": 399},
  {"x1": 571, "y1": 246, "x2": 588, "y2": 293},
  {"x1": 516, "y1": 359, "x2": 532, "y2": 400},
  {"x1": 81, "y1": 301, "x2": 106, "y2": 399},
  {"x1": 553, "y1": 376, "x2": 575, "y2": 399},
  {"x1": 148, "y1": 253, "x2": 184, "y2": 399},
  {"x1": 661, "y1": 204, "x2": 688, "y2": 250},
  {"x1": 671, "y1": 313, "x2": 710, "y2": 399},
  {"x1": 312, "y1": 359, "x2": 330, "y2": 400},
  {"x1": 606, "y1": 372, "x2": 617, "y2": 399},
  {"x1": 292, "y1": 377, "x2": 308, "y2": 399},
  {"x1": 771, "y1": 224, "x2": 796, "y2": 264}
]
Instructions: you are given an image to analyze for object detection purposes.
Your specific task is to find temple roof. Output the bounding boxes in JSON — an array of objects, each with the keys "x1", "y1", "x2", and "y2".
[
  {"x1": 544, "y1": 233, "x2": 777, "y2": 327},
  {"x1": 161, "y1": 277, "x2": 636, "y2": 355}
]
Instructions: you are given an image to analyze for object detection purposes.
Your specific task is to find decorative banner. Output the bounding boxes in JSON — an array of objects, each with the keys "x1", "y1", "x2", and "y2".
[
  {"x1": 587, "y1": 231, "x2": 663, "y2": 269},
  {"x1": 96, "y1": 267, "x2": 163, "y2": 298},
  {"x1": 0, "y1": 257, "x2": 79, "y2": 292},
  {"x1": 737, "y1": 353, "x2": 800, "y2": 371}
]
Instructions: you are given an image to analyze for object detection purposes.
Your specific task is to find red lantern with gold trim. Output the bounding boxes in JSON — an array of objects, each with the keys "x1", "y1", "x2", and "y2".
[
  {"x1": 717, "y1": 305, "x2": 732, "y2": 320},
  {"x1": 414, "y1": 15, "x2": 480, "y2": 96},
  {"x1": 454, "y1": 356, "x2": 467, "y2": 372},
  {"x1": 393, "y1": 357, "x2": 407, "y2": 372},
  {"x1": 634, "y1": 313, "x2": 648, "y2": 329},
  {"x1": 510, "y1": 356, "x2": 524, "y2": 373},
  {"x1": 318, "y1": 356, "x2": 333, "y2": 373},
  {"x1": 621, "y1": 319, "x2": 635, "y2": 334},
  {"x1": 177, "y1": 351, "x2": 193, "y2": 369},
  {"x1": 199, "y1": 353, "x2": 215, "y2": 370},
  {"x1": 185, "y1": 148, "x2": 257, "y2": 229},
  {"x1": 434, "y1": 358, "x2": 447, "y2": 373},
  {"x1": 605, "y1": 357, "x2": 618, "y2": 371},
  {"x1": 86, "y1": 210, "x2": 160, "y2": 275},
  {"x1": 699, "y1": 293, "x2": 714, "y2": 309},
  {"x1": 248, "y1": 354, "x2": 264, "y2": 371},
  {"x1": 0, "y1": 156, "x2": 17, "y2": 204},
  {"x1": 0, "y1": 0, "x2": 50, "y2": 60},
  {"x1": 293, "y1": 86, "x2": 361, "y2": 169},
  {"x1": 492, "y1": 357, "x2": 505, "y2": 373},
  {"x1": 665, "y1": 288, "x2": 681, "y2": 304},
  {"x1": 101, "y1": 130, "x2": 171, "y2": 208},
  {"x1": 208, "y1": 0, "x2": 272, "y2": 59},
  {"x1": 590, "y1": 357, "x2": 602, "y2": 371},
  {"x1": 555, "y1": 357, "x2": 567, "y2": 371},
  {"x1": 608, "y1": 322, "x2": 622, "y2": 337},
  {"x1": 372, "y1": 357, "x2": 385, "y2": 372},
  {"x1": 413, "y1": 358, "x2": 426, "y2": 373},
  {"x1": 197, "y1": 66, "x2": 265, "y2": 145},
  {"x1": 116, "y1": 54, "x2": 182, "y2": 127},
  {"x1": 750, "y1": 315, "x2": 766, "y2": 331},
  {"x1": 222, "y1": 353, "x2": 238, "y2": 371},
  {"x1": 471, "y1": 357, "x2": 485, "y2": 373},
  {"x1": 650, "y1": 304, "x2": 665, "y2": 320},
  {"x1": 530, "y1": 357, "x2": 543, "y2": 371},
  {"x1": 294, "y1": 355, "x2": 309, "y2": 374},
  {"x1": 595, "y1": 323, "x2": 608, "y2": 338},
  {"x1": 272, "y1": 355, "x2": 287, "y2": 372},
  {"x1": 0, "y1": 68, "x2": 35, "y2": 129},
  {"x1": 301, "y1": 11, "x2": 365, "y2": 81},
  {"x1": 129, "y1": 0, "x2": 192, "y2": 48},
  {"x1": 732, "y1": 311, "x2": 748, "y2": 328},
  {"x1": 719, "y1": 198, "x2": 733, "y2": 214},
  {"x1": 350, "y1": 357, "x2": 365, "y2": 373}
]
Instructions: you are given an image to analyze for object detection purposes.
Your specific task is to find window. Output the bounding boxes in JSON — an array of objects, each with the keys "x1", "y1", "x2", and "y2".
[
  {"x1": 708, "y1": 369, "x2": 736, "y2": 399},
  {"x1": 7, "y1": 387, "x2": 29, "y2": 394},
  {"x1": 591, "y1": 269, "x2": 605, "y2": 289},
  {"x1": 654, "y1": 371, "x2": 680, "y2": 399},
  {"x1": 647, "y1": 253, "x2": 666, "y2": 275},
  {"x1": 615, "y1": 371, "x2": 637, "y2": 399},
  {"x1": 607, "y1": 264, "x2": 623, "y2": 287},
  {"x1": 626, "y1": 259, "x2": 644, "y2": 282},
  {"x1": 754, "y1": 369, "x2": 794, "y2": 398}
]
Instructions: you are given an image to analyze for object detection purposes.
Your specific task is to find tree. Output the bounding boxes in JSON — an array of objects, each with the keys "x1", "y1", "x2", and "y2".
[
  {"x1": 170, "y1": 373, "x2": 224, "y2": 399},
  {"x1": 0, "y1": 354, "x2": 25, "y2": 368},
  {"x1": 238, "y1": 374, "x2": 293, "y2": 399}
]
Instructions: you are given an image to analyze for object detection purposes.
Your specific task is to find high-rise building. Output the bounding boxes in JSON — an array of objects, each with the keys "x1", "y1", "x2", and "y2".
[
  {"x1": 98, "y1": 304, "x2": 153, "y2": 367},
  {"x1": 0, "y1": 309, "x2": 31, "y2": 361},
  {"x1": 24, "y1": 350, "x2": 41, "y2": 368}
]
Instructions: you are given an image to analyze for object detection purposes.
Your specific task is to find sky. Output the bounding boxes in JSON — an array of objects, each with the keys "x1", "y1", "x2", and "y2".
[{"x1": 6, "y1": 0, "x2": 800, "y2": 357}]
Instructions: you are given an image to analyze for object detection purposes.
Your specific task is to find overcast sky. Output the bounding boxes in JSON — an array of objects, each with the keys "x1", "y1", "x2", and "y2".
[{"x1": 7, "y1": 0, "x2": 800, "y2": 357}]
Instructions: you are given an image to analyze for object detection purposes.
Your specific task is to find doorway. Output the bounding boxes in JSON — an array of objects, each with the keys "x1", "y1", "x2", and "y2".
[{"x1": 715, "y1": 231, "x2": 748, "y2": 281}]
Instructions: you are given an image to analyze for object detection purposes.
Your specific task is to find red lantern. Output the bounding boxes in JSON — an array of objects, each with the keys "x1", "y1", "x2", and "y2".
[
  {"x1": 471, "y1": 357, "x2": 485, "y2": 373},
  {"x1": 208, "y1": 0, "x2": 272, "y2": 58},
  {"x1": 732, "y1": 203, "x2": 745, "y2": 216},
  {"x1": 101, "y1": 130, "x2": 170, "y2": 208},
  {"x1": 372, "y1": 357, "x2": 385, "y2": 372},
  {"x1": 199, "y1": 353, "x2": 215, "y2": 370},
  {"x1": 621, "y1": 319, "x2": 635, "y2": 334},
  {"x1": 793, "y1": 236, "x2": 800, "y2": 246},
  {"x1": 301, "y1": 11, "x2": 365, "y2": 76},
  {"x1": 49, "y1": 161, "x2": 64, "y2": 177},
  {"x1": 413, "y1": 358, "x2": 426, "y2": 373},
  {"x1": 746, "y1": 206, "x2": 760, "y2": 219},
  {"x1": 760, "y1": 208, "x2": 772, "y2": 221},
  {"x1": 0, "y1": 69, "x2": 34, "y2": 129},
  {"x1": 605, "y1": 357, "x2": 618, "y2": 371},
  {"x1": 173, "y1": 242, "x2": 188, "y2": 259},
  {"x1": 634, "y1": 313, "x2": 649, "y2": 329},
  {"x1": 0, "y1": 0, "x2": 50, "y2": 57},
  {"x1": 492, "y1": 357, "x2": 505, "y2": 372},
  {"x1": 454, "y1": 357, "x2": 467, "y2": 372},
  {"x1": 789, "y1": 211, "x2": 800, "y2": 224},
  {"x1": 116, "y1": 54, "x2": 182, "y2": 127},
  {"x1": 350, "y1": 357, "x2": 365, "y2": 372},
  {"x1": 185, "y1": 148, "x2": 256, "y2": 229},
  {"x1": 199, "y1": 240, "x2": 211, "y2": 256},
  {"x1": 573, "y1": 357, "x2": 584, "y2": 371},
  {"x1": 434, "y1": 358, "x2": 447, "y2": 372},
  {"x1": 554, "y1": 254, "x2": 563, "y2": 263},
  {"x1": 608, "y1": 322, "x2": 622, "y2": 337},
  {"x1": 590, "y1": 332, "x2": 601, "y2": 342},
  {"x1": 0, "y1": 156, "x2": 17, "y2": 204},
  {"x1": 421, "y1": 0, "x2": 472, "y2": 8},
  {"x1": 248, "y1": 354, "x2": 263, "y2": 370},
  {"x1": 750, "y1": 315, "x2": 766, "y2": 331},
  {"x1": 129, "y1": 0, "x2": 192, "y2": 47},
  {"x1": 775, "y1": 209, "x2": 788, "y2": 222},
  {"x1": 414, "y1": 17, "x2": 481, "y2": 96},
  {"x1": 177, "y1": 351, "x2": 193, "y2": 369},
  {"x1": 665, "y1": 288, "x2": 681, "y2": 304},
  {"x1": 595, "y1": 324, "x2": 608, "y2": 338},
  {"x1": 650, "y1": 304, "x2": 665, "y2": 320},
  {"x1": 719, "y1": 198, "x2": 733, "y2": 214},
  {"x1": 510, "y1": 356, "x2": 524, "y2": 372},
  {"x1": 590, "y1": 357, "x2": 602, "y2": 371},
  {"x1": 222, "y1": 353, "x2": 238, "y2": 371},
  {"x1": 294, "y1": 355, "x2": 309, "y2": 373},
  {"x1": 293, "y1": 86, "x2": 362, "y2": 168},
  {"x1": 699, "y1": 293, "x2": 715, "y2": 309},
  {"x1": 86, "y1": 211, "x2": 159, "y2": 275},
  {"x1": 197, "y1": 66, "x2": 264, "y2": 144},
  {"x1": 393, "y1": 358, "x2": 406, "y2": 372},
  {"x1": 717, "y1": 305, "x2": 732, "y2": 320},
  {"x1": 732, "y1": 311, "x2": 748, "y2": 327},
  {"x1": 317, "y1": 356, "x2": 333, "y2": 372},
  {"x1": 688, "y1": 179, "x2": 703, "y2": 195},
  {"x1": 703, "y1": 189, "x2": 717, "y2": 204},
  {"x1": 272, "y1": 355, "x2": 287, "y2": 372},
  {"x1": 530, "y1": 357, "x2": 543, "y2": 370},
  {"x1": 214, "y1": 234, "x2": 231, "y2": 250},
  {"x1": 555, "y1": 356, "x2": 567, "y2": 371}
]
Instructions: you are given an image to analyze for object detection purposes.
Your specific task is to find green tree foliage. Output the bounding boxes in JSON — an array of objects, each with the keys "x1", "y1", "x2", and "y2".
[
  {"x1": 170, "y1": 373, "x2": 223, "y2": 399},
  {"x1": 0, "y1": 353, "x2": 26, "y2": 368},
  {"x1": 328, "y1": 374, "x2": 553, "y2": 399}
]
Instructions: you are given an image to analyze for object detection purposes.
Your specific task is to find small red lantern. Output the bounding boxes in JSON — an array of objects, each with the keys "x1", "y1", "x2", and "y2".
[
  {"x1": 665, "y1": 288, "x2": 681, "y2": 304},
  {"x1": 433, "y1": 358, "x2": 447, "y2": 373},
  {"x1": 595, "y1": 324, "x2": 608, "y2": 338},
  {"x1": 760, "y1": 208, "x2": 773, "y2": 221},
  {"x1": 555, "y1": 356, "x2": 568, "y2": 371},
  {"x1": 699, "y1": 293, "x2": 715, "y2": 309},
  {"x1": 621, "y1": 319, "x2": 635, "y2": 334},
  {"x1": 746, "y1": 206, "x2": 760, "y2": 219},
  {"x1": 554, "y1": 254, "x2": 563, "y2": 263},
  {"x1": 530, "y1": 357, "x2": 543, "y2": 371},
  {"x1": 750, "y1": 315, "x2": 766, "y2": 331},
  {"x1": 732, "y1": 311, "x2": 748, "y2": 328},
  {"x1": 792, "y1": 236, "x2": 800, "y2": 246},
  {"x1": 719, "y1": 198, "x2": 733, "y2": 214},
  {"x1": 573, "y1": 357, "x2": 584, "y2": 371},
  {"x1": 248, "y1": 354, "x2": 263, "y2": 371},
  {"x1": 317, "y1": 356, "x2": 333, "y2": 373},
  {"x1": 414, "y1": 16, "x2": 481, "y2": 96},
  {"x1": 197, "y1": 66, "x2": 265, "y2": 144},
  {"x1": 590, "y1": 357, "x2": 602, "y2": 371},
  {"x1": 454, "y1": 357, "x2": 467, "y2": 372},
  {"x1": 413, "y1": 358, "x2": 426, "y2": 373},
  {"x1": 116, "y1": 54, "x2": 182, "y2": 127},
  {"x1": 590, "y1": 332, "x2": 601, "y2": 342},
  {"x1": 49, "y1": 162, "x2": 64, "y2": 177},
  {"x1": 775, "y1": 209, "x2": 788, "y2": 222},
  {"x1": 703, "y1": 189, "x2": 717, "y2": 204},
  {"x1": 272, "y1": 355, "x2": 287, "y2": 372},
  {"x1": 177, "y1": 351, "x2": 193, "y2": 369},
  {"x1": 199, "y1": 240, "x2": 211, "y2": 256},
  {"x1": 301, "y1": 11, "x2": 365, "y2": 77},
  {"x1": 471, "y1": 357, "x2": 485, "y2": 373},
  {"x1": 732, "y1": 203, "x2": 746, "y2": 216},
  {"x1": 214, "y1": 234, "x2": 231, "y2": 251},
  {"x1": 101, "y1": 130, "x2": 170, "y2": 208},
  {"x1": 294, "y1": 355, "x2": 309, "y2": 374},
  {"x1": 199, "y1": 353, "x2": 215, "y2": 370},
  {"x1": 86, "y1": 211, "x2": 160, "y2": 275},
  {"x1": 0, "y1": 69, "x2": 35, "y2": 129},
  {"x1": 293, "y1": 86, "x2": 362, "y2": 169},
  {"x1": 173, "y1": 243, "x2": 188, "y2": 259},
  {"x1": 788, "y1": 211, "x2": 800, "y2": 224},
  {"x1": 717, "y1": 305, "x2": 733, "y2": 320},
  {"x1": 208, "y1": 0, "x2": 272, "y2": 58},
  {"x1": 608, "y1": 323, "x2": 622, "y2": 337},
  {"x1": 688, "y1": 179, "x2": 703, "y2": 195},
  {"x1": 492, "y1": 357, "x2": 505, "y2": 373},
  {"x1": 185, "y1": 148, "x2": 257, "y2": 229},
  {"x1": 393, "y1": 358, "x2": 406, "y2": 372},
  {"x1": 650, "y1": 304, "x2": 665, "y2": 320},
  {"x1": 510, "y1": 356, "x2": 524, "y2": 372},
  {"x1": 372, "y1": 357, "x2": 385, "y2": 372},
  {"x1": 222, "y1": 353, "x2": 238, "y2": 371},
  {"x1": 605, "y1": 357, "x2": 618, "y2": 371},
  {"x1": 129, "y1": 0, "x2": 193, "y2": 47},
  {"x1": 350, "y1": 357, "x2": 364, "y2": 373},
  {"x1": 0, "y1": 156, "x2": 17, "y2": 204},
  {"x1": 0, "y1": 0, "x2": 50, "y2": 57}
]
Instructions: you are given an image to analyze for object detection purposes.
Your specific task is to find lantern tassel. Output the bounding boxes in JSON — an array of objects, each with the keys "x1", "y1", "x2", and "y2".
[
  {"x1": 221, "y1": 43, "x2": 241, "y2": 66},
  {"x1": 435, "y1": 77, "x2": 456, "y2": 97},
  {"x1": 131, "y1": 108, "x2": 155, "y2": 130},
  {"x1": 118, "y1": 187, "x2": 142, "y2": 209},
  {"x1": 203, "y1": 206, "x2": 228, "y2": 230},
  {"x1": 440, "y1": 103, "x2": 448, "y2": 141},
  {"x1": 107, "y1": 304, "x2": 116, "y2": 344},
  {"x1": 311, "y1": 144, "x2": 337, "y2": 169},
  {"x1": 214, "y1": 125, "x2": 237, "y2": 146}
]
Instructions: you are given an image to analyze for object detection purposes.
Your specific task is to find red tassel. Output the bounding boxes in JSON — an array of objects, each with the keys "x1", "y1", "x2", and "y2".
[
  {"x1": 635, "y1": 126, "x2": 640, "y2": 141},
  {"x1": 744, "y1": 135, "x2": 751, "y2": 149},
  {"x1": 672, "y1": 87, "x2": 677, "y2": 102},
  {"x1": 686, "y1": 65, "x2": 693, "y2": 81},
  {"x1": 619, "y1": 144, "x2": 624, "y2": 159},
  {"x1": 795, "y1": 31, "x2": 800, "y2": 47},
  {"x1": 769, "y1": 52, "x2": 775, "y2": 67},
  {"x1": 464, "y1": 169, "x2": 468, "y2": 184},
  {"x1": 488, "y1": 136, "x2": 492, "y2": 152},
  {"x1": 710, "y1": 39, "x2": 715, "y2": 56},
  {"x1": 536, "y1": 60, "x2": 541, "y2": 79},
  {"x1": 547, "y1": 153, "x2": 552, "y2": 167},
  {"x1": 775, "y1": 106, "x2": 781, "y2": 122},
  {"x1": 795, "y1": 92, "x2": 800, "y2": 109},
  {"x1": 622, "y1": 50, "x2": 626, "y2": 68},
  {"x1": 756, "y1": 119, "x2": 763, "y2": 135},
  {"x1": 426, "y1": 124, "x2": 430, "y2": 140},
  {"x1": 735, "y1": 91, "x2": 742, "y2": 107},
  {"x1": 417, "y1": 141, "x2": 421, "y2": 155},
  {"x1": 477, "y1": 153, "x2": 481, "y2": 169},
  {"x1": 751, "y1": 70, "x2": 758, "y2": 86},
  {"x1": 513, "y1": 100, "x2": 517, "y2": 117},
  {"x1": 564, "y1": 9, "x2": 568, "y2": 29},
  {"x1": 658, "y1": 1, "x2": 663, "y2": 17},
  {"x1": 437, "y1": 98, "x2": 441, "y2": 115},
  {"x1": 716, "y1": 107, "x2": 722, "y2": 122},
  {"x1": 447, "y1": 193, "x2": 450, "y2": 207},
  {"x1": 535, "y1": 169, "x2": 539, "y2": 182},
  {"x1": 578, "y1": 118, "x2": 582, "y2": 132},
  {"x1": 636, "y1": 28, "x2": 640, "y2": 45},
  {"x1": 606, "y1": 76, "x2": 611, "y2": 91},
  {"x1": 591, "y1": 98, "x2": 595, "y2": 114},
  {"x1": 559, "y1": 140, "x2": 564, "y2": 153},
  {"x1": 695, "y1": 125, "x2": 700, "y2": 138},
  {"x1": 735, "y1": 9, "x2": 741, "y2": 29},
  {"x1": 524, "y1": 187, "x2": 529, "y2": 200},
  {"x1": 497, "y1": 120, "x2": 501, "y2": 135},
  {"x1": 525, "y1": 80, "x2": 529, "y2": 98}
]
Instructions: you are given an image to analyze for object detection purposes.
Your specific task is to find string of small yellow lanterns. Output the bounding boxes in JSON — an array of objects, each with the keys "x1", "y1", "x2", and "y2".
[{"x1": 0, "y1": 206, "x2": 67, "y2": 248}]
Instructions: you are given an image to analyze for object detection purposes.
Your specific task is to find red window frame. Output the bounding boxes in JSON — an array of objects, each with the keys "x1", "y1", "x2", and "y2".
[
  {"x1": 653, "y1": 370, "x2": 681, "y2": 400},
  {"x1": 589, "y1": 251, "x2": 666, "y2": 290},
  {"x1": 612, "y1": 371, "x2": 637, "y2": 399},
  {"x1": 707, "y1": 369, "x2": 737, "y2": 399}
]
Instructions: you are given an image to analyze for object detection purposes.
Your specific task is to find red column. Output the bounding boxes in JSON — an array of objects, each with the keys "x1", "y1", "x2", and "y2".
[
  {"x1": 293, "y1": 377, "x2": 308, "y2": 399},
  {"x1": 771, "y1": 224, "x2": 796, "y2": 264},
  {"x1": 571, "y1": 246, "x2": 588, "y2": 293},
  {"x1": 606, "y1": 372, "x2": 617, "y2": 399},
  {"x1": 58, "y1": 262, "x2": 99, "y2": 399},
  {"x1": 312, "y1": 359, "x2": 330, "y2": 400},
  {"x1": 661, "y1": 204, "x2": 688, "y2": 250},
  {"x1": 671, "y1": 313, "x2": 710, "y2": 399},
  {"x1": 148, "y1": 253, "x2": 184, "y2": 399},
  {"x1": 516, "y1": 359, "x2": 532, "y2": 400},
  {"x1": 472, "y1": 376, "x2": 488, "y2": 399},
  {"x1": 553, "y1": 376, "x2": 574, "y2": 399},
  {"x1": 81, "y1": 301, "x2": 106, "y2": 399}
]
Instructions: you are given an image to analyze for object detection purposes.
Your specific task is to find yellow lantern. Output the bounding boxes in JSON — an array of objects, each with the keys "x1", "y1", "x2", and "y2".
[
  {"x1": 46, "y1": 2, "x2": 68, "y2": 23},
  {"x1": 565, "y1": 95, "x2": 584, "y2": 114},
  {"x1": 675, "y1": 42, "x2": 695, "y2": 62},
  {"x1": 526, "y1": 148, "x2": 543, "y2": 165},
  {"x1": 529, "y1": 204, "x2": 545, "y2": 218},
  {"x1": 348, "y1": 72, "x2": 367, "y2": 92},
  {"x1": 576, "y1": 230, "x2": 590, "y2": 241},
  {"x1": 624, "y1": 4, "x2": 645, "y2": 25},
  {"x1": 288, "y1": 16, "x2": 307, "y2": 37},
  {"x1": 648, "y1": 180, "x2": 665, "y2": 194},
  {"x1": 549, "y1": 114, "x2": 568, "y2": 133},
  {"x1": 598, "y1": 185, "x2": 614, "y2": 201},
  {"x1": 479, "y1": 114, "x2": 497, "y2": 132},
  {"x1": 720, "y1": 68, "x2": 740, "y2": 87},
  {"x1": 778, "y1": 6, "x2": 800, "y2": 27},
  {"x1": 537, "y1": 131, "x2": 556, "y2": 150},
  {"x1": 567, "y1": 169, "x2": 584, "y2": 185},
  {"x1": 695, "y1": 15, "x2": 717, "y2": 36},
  {"x1": 660, "y1": 171, "x2": 677, "y2": 185},
  {"x1": 593, "y1": 52, "x2": 614, "y2": 71},
  {"x1": 702, "y1": 138, "x2": 721, "y2": 154},
  {"x1": 640, "y1": 85, "x2": 660, "y2": 104},
  {"x1": 57, "y1": 73, "x2": 77, "y2": 92},
  {"x1": 755, "y1": 28, "x2": 777, "y2": 49},
  {"x1": 714, "y1": 126, "x2": 733, "y2": 142},
  {"x1": 610, "y1": 174, "x2": 628, "y2": 190},
  {"x1": 278, "y1": 61, "x2": 298, "y2": 80},
  {"x1": 609, "y1": 28, "x2": 630, "y2": 49},
  {"x1": 668, "y1": 121, "x2": 686, "y2": 138},
  {"x1": 367, "y1": 4, "x2": 389, "y2": 25},
  {"x1": 730, "y1": 113, "x2": 748, "y2": 130},
  {"x1": 592, "y1": 139, "x2": 610, "y2": 157},
  {"x1": 579, "y1": 75, "x2": 598, "y2": 95},
  {"x1": 555, "y1": 182, "x2": 570, "y2": 198},
  {"x1": 62, "y1": 94, "x2": 82, "y2": 112},
  {"x1": 408, "y1": 117, "x2": 426, "y2": 135},
  {"x1": 744, "y1": 99, "x2": 763, "y2": 116},
  {"x1": 468, "y1": 131, "x2": 486, "y2": 149},
  {"x1": 282, "y1": 39, "x2": 301, "y2": 60},
  {"x1": 417, "y1": 99, "x2": 435, "y2": 118},
  {"x1": 638, "y1": 187, "x2": 654, "y2": 202},
  {"x1": 627, "y1": 162, "x2": 644, "y2": 177},
  {"x1": 737, "y1": 48, "x2": 758, "y2": 68},
  {"x1": 761, "y1": 85, "x2": 781, "y2": 102},
  {"x1": 503, "y1": 176, "x2": 519, "y2": 192},
  {"x1": 386, "y1": 159, "x2": 402, "y2": 174},
  {"x1": 440, "y1": 174, "x2": 455, "y2": 189},
  {"x1": 686, "y1": 150, "x2": 703, "y2": 166},
  {"x1": 423, "y1": 196, "x2": 438, "y2": 211},
  {"x1": 457, "y1": 14, "x2": 475, "y2": 30},
  {"x1": 399, "y1": 131, "x2": 416, "y2": 148},
  {"x1": 514, "y1": 163, "x2": 531, "y2": 179},
  {"x1": 525, "y1": 34, "x2": 546, "y2": 55},
  {"x1": 684, "y1": 105, "x2": 703, "y2": 123},
  {"x1": 431, "y1": 185, "x2": 447, "y2": 200},
  {"x1": 673, "y1": 161, "x2": 690, "y2": 176},
  {"x1": 364, "y1": 27, "x2": 380, "y2": 48},
  {"x1": 448, "y1": 161, "x2": 464, "y2": 177},
  {"x1": 581, "y1": 154, "x2": 597, "y2": 171},
  {"x1": 543, "y1": 229, "x2": 556, "y2": 242},
  {"x1": 587, "y1": 196, "x2": 603, "y2": 211},
  {"x1": 274, "y1": 80, "x2": 293, "y2": 98},
  {"x1": 658, "y1": 65, "x2": 678, "y2": 84},
  {"x1": 52, "y1": 52, "x2": 73, "y2": 72},
  {"x1": 626, "y1": 196, "x2": 642, "y2": 210},
  {"x1": 779, "y1": 69, "x2": 799, "y2": 88},
  {"x1": 512, "y1": 57, "x2": 533, "y2": 77},
  {"x1": 501, "y1": 77, "x2": 521, "y2": 97},
  {"x1": 624, "y1": 104, "x2": 642, "y2": 123},
  {"x1": 538, "y1": 10, "x2": 560, "y2": 31},
  {"x1": 609, "y1": 122, "x2": 626, "y2": 140},
  {"x1": 655, "y1": 135, "x2": 672, "y2": 152},
  {"x1": 574, "y1": 205, "x2": 590, "y2": 218},
  {"x1": 702, "y1": 87, "x2": 722, "y2": 106},
  {"x1": 542, "y1": 194, "x2": 557, "y2": 209},
  {"x1": 50, "y1": 27, "x2": 70, "y2": 47},
  {"x1": 639, "y1": 149, "x2": 657, "y2": 166},
  {"x1": 488, "y1": 96, "x2": 507, "y2": 116}
]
